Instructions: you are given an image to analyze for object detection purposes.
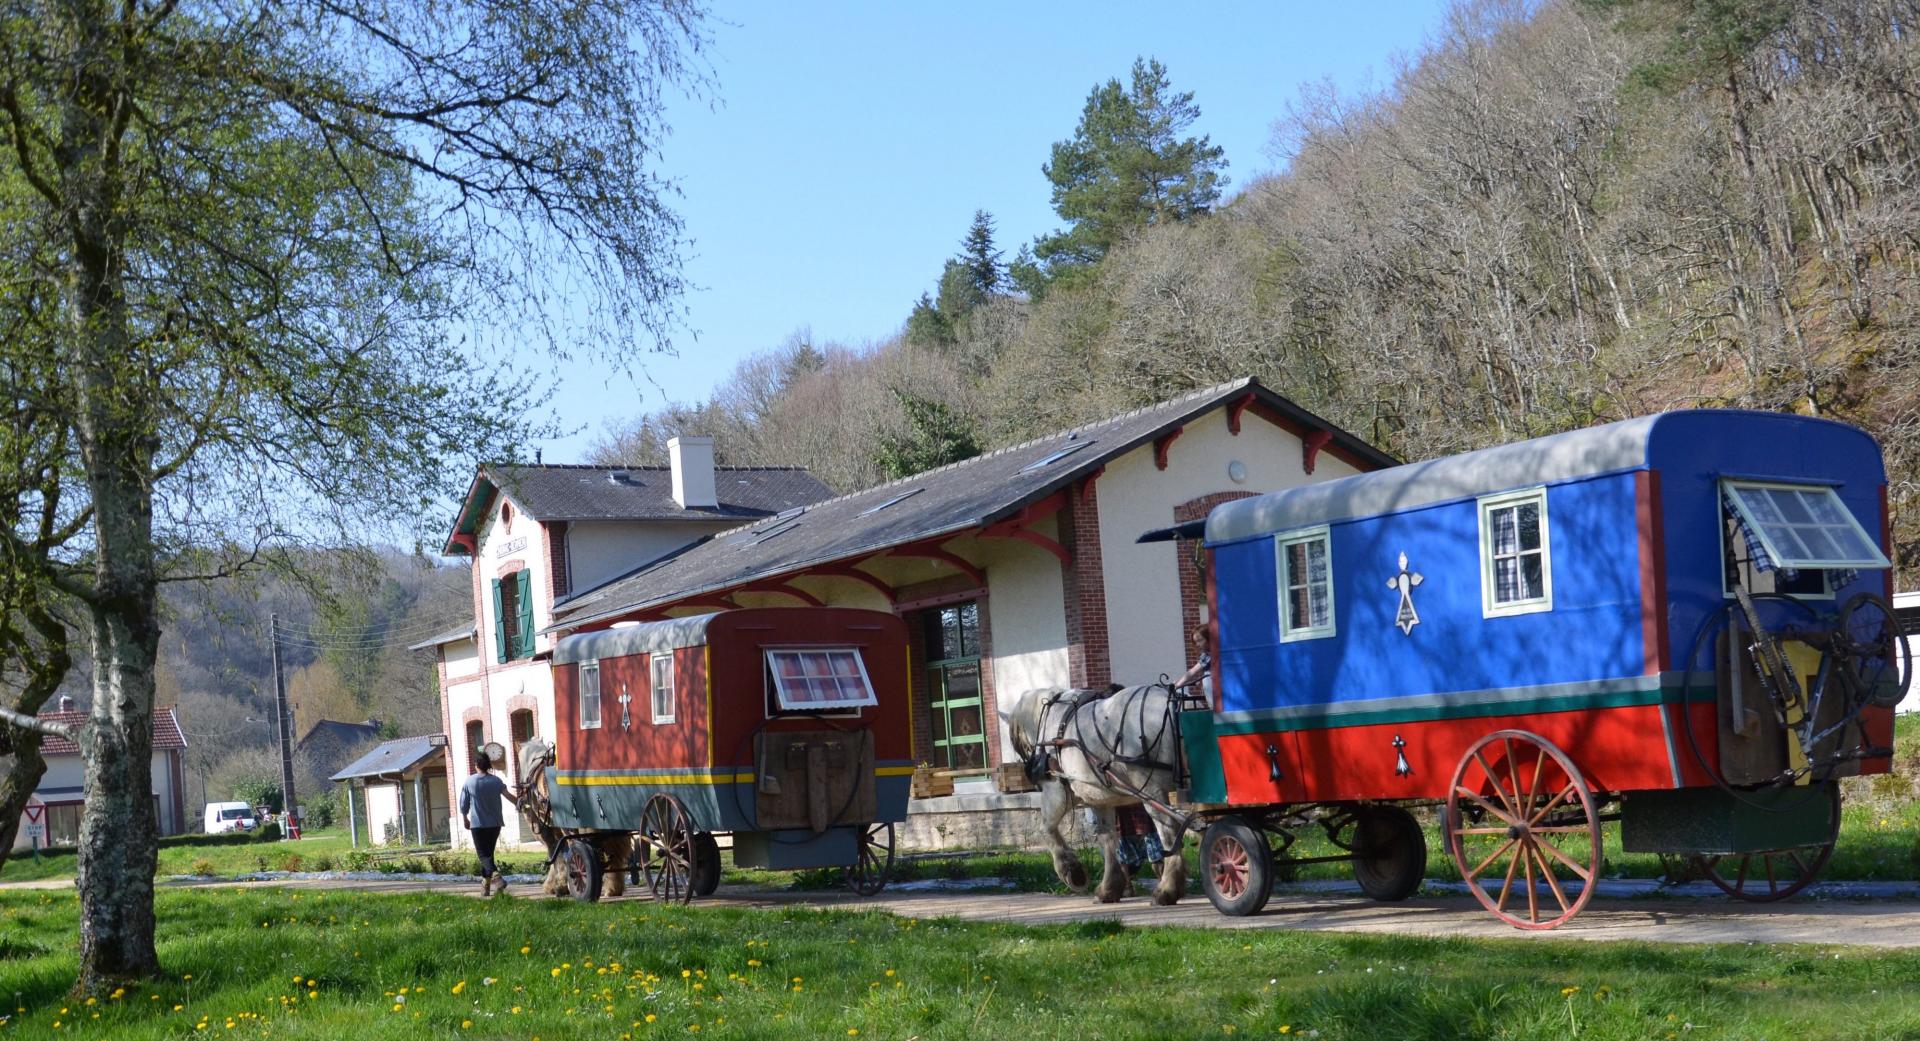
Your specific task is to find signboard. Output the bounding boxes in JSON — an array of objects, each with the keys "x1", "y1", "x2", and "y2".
[{"x1": 22, "y1": 796, "x2": 45, "y2": 843}]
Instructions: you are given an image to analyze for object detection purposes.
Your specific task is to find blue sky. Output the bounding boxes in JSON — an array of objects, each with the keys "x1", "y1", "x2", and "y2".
[{"x1": 533, "y1": 1, "x2": 1449, "y2": 462}]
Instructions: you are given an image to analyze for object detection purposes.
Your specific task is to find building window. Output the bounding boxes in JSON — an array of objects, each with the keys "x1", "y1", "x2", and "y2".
[
  {"x1": 650, "y1": 653, "x2": 676, "y2": 724},
  {"x1": 492, "y1": 570, "x2": 533, "y2": 663},
  {"x1": 925, "y1": 602, "x2": 985, "y2": 770},
  {"x1": 766, "y1": 649, "x2": 876, "y2": 711},
  {"x1": 465, "y1": 720, "x2": 486, "y2": 770},
  {"x1": 1276, "y1": 526, "x2": 1335, "y2": 641},
  {"x1": 579, "y1": 661, "x2": 602, "y2": 729},
  {"x1": 1479, "y1": 488, "x2": 1552, "y2": 617}
]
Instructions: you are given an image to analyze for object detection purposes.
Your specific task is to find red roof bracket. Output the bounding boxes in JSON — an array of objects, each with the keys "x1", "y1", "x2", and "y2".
[
  {"x1": 1226, "y1": 392, "x2": 1257, "y2": 435},
  {"x1": 1154, "y1": 425, "x2": 1185, "y2": 471},
  {"x1": 803, "y1": 564, "x2": 899, "y2": 605},
  {"x1": 749, "y1": 581, "x2": 826, "y2": 607},
  {"x1": 1079, "y1": 465, "x2": 1105, "y2": 505},
  {"x1": 983, "y1": 526, "x2": 1071, "y2": 567},
  {"x1": 887, "y1": 543, "x2": 987, "y2": 586},
  {"x1": 1302, "y1": 428, "x2": 1334, "y2": 475}
]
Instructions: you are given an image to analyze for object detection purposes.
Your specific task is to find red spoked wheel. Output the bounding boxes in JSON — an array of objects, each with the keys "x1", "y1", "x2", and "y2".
[
  {"x1": 1444, "y1": 730, "x2": 1603, "y2": 930},
  {"x1": 1695, "y1": 783, "x2": 1840, "y2": 903},
  {"x1": 844, "y1": 822, "x2": 896, "y2": 896},
  {"x1": 639, "y1": 793, "x2": 696, "y2": 905},
  {"x1": 1200, "y1": 817, "x2": 1272, "y2": 917}
]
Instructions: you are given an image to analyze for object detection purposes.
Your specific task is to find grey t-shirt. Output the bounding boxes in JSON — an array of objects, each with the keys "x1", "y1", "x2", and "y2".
[{"x1": 459, "y1": 771, "x2": 510, "y2": 829}]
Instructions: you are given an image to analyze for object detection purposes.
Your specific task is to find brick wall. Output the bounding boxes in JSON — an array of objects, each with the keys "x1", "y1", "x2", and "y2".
[
  {"x1": 1174, "y1": 492, "x2": 1259, "y2": 671},
  {"x1": 1060, "y1": 481, "x2": 1111, "y2": 690}
]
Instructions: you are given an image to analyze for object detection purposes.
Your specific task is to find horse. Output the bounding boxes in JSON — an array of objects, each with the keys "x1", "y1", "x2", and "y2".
[
  {"x1": 999, "y1": 679, "x2": 1192, "y2": 905},
  {"x1": 515, "y1": 736, "x2": 632, "y2": 898}
]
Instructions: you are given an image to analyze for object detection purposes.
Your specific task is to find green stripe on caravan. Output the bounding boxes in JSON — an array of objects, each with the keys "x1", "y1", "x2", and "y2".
[{"x1": 1205, "y1": 674, "x2": 1713, "y2": 736}]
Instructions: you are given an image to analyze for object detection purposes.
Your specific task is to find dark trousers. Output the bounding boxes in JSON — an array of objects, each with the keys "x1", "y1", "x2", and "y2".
[{"x1": 473, "y1": 826, "x2": 502, "y2": 879}]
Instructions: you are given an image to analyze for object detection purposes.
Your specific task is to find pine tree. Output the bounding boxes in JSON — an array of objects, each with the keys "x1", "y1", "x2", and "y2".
[
  {"x1": 960, "y1": 210, "x2": 1002, "y2": 297},
  {"x1": 1031, "y1": 58, "x2": 1226, "y2": 273}
]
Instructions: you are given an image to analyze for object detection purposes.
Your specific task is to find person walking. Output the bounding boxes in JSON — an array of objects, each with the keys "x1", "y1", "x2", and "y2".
[{"x1": 460, "y1": 750, "x2": 520, "y2": 896}]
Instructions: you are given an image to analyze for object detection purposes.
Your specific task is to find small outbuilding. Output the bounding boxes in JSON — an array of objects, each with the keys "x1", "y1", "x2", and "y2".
[{"x1": 330, "y1": 734, "x2": 451, "y2": 847}]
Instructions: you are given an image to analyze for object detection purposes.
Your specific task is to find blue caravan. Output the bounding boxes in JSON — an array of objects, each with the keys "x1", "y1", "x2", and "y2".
[{"x1": 1172, "y1": 410, "x2": 1906, "y2": 928}]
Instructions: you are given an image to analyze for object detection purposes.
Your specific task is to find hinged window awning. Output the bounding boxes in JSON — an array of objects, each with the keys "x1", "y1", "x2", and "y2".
[{"x1": 1723, "y1": 481, "x2": 1889, "y2": 571}]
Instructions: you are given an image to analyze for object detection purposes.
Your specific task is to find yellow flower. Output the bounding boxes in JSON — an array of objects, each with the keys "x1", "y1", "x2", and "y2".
[
  {"x1": 551, "y1": 968, "x2": 564, "y2": 978},
  {"x1": 884, "y1": 969, "x2": 895, "y2": 977},
  {"x1": 452, "y1": 981, "x2": 467, "y2": 995},
  {"x1": 848, "y1": 1030, "x2": 860, "y2": 1036},
  {"x1": 521, "y1": 946, "x2": 531, "y2": 955},
  {"x1": 1280, "y1": 1027, "x2": 1291, "y2": 1035},
  {"x1": 462, "y1": 1020, "x2": 473, "y2": 1030},
  {"x1": 646, "y1": 1014, "x2": 658, "y2": 1023}
]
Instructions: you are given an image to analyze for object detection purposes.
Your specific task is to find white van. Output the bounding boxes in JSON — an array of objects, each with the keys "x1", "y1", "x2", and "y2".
[{"x1": 204, "y1": 801, "x2": 257, "y2": 833}]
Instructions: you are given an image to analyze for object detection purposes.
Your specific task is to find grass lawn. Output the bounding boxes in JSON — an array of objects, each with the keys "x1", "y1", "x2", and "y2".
[
  {"x1": 2, "y1": 887, "x2": 1919, "y2": 1040},
  {"x1": 0, "y1": 830, "x2": 548, "y2": 886}
]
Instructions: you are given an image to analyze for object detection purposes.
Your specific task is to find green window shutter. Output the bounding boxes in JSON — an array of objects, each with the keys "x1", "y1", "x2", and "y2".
[
  {"x1": 515, "y1": 569, "x2": 534, "y2": 659},
  {"x1": 491, "y1": 578, "x2": 507, "y2": 664}
]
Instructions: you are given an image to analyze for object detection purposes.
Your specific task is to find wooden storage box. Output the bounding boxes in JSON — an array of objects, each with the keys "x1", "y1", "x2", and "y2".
[
  {"x1": 910, "y1": 764, "x2": 955, "y2": 799},
  {"x1": 992, "y1": 762, "x2": 1038, "y2": 794}
]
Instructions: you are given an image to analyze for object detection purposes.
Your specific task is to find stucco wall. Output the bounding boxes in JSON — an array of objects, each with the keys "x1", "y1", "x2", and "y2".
[
  {"x1": 1095, "y1": 409, "x2": 1363, "y2": 688},
  {"x1": 443, "y1": 638, "x2": 479, "y2": 680},
  {"x1": 567, "y1": 520, "x2": 729, "y2": 595},
  {"x1": 981, "y1": 519, "x2": 1070, "y2": 760}
]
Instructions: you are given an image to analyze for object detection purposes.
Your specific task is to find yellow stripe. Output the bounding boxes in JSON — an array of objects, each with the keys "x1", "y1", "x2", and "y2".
[
  {"x1": 703, "y1": 644, "x2": 715, "y2": 768},
  {"x1": 556, "y1": 766, "x2": 918, "y2": 786},
  {"x1": 557, "y1": 772, "x2": 755, "y2": 787},
  {"x1": 904, "y1": 645, "x2": 917, "y2": 763}
]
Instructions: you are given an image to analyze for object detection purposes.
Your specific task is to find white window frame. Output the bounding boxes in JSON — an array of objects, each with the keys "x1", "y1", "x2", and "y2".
[
  {"x1": 578, "y1": 660, "x2": 602, "y2": 730},
  {"x1": 1275, "y1": 525, "x2": 1336, "y2": 642},
  {"x1": 649, "y1": 653, "x2": 676, "y2": 725},
  {"x1": 1721, "y1": 479, "x2": 1890, "y2": 571},
  {"x1": 765, "y1": 648, "x2": 878, "y2": 712},
  {"x1": 1478, "y1": 487, "x2": 1554, "y2": 618}
]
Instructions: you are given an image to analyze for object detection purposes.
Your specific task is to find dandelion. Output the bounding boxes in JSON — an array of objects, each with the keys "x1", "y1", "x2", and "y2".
[
  {"x1": 462, "y1": 1020, "x2": 473, "y2": 1030},
  {"x1": 452, "y1": 981, "x2": 467, "y2": 995},
  {"x1": 884, "y1": 969, "x2": 895, "y2": 977},
  {"x1": 552, "y1": 969, "x2": 564, "y2": 978},
  {"x1": 848, "y1": 1030, "x2": 860, "y2": 1036},
  {"x1": 646, "y1": 1014, "x2": 658, "y2": 1023},
  {"x1": 521, "y1": 946, "x2": 532, "y2": 955},
  {"x1": 1280, "y1": 1027, "x2": 1291, "y2": 1035}
]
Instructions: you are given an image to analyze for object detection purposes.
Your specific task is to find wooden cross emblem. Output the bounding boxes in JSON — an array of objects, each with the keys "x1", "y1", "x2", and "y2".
[{"x1": 1387, "y1": 552, "x2": 1424, "y2": 635}]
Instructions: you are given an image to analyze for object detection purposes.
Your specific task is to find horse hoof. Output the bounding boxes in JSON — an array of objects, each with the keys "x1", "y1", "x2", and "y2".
[{"x1": 1151, "y1": 889, "x2": 1180, "y2": 907}]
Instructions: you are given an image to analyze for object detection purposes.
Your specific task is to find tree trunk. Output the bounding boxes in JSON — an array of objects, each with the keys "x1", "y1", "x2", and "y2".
[
  {"x1": 57, "y1": 0, "x2": 163, "y2": 992},
  {"x1": 0, "y1": 604, "x2": 71, "y2": 872}
]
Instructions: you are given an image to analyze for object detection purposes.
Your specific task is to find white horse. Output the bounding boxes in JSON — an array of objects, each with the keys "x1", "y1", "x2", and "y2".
[{"x1": 1000, "y1": 681, "x2": 1191, "y2": 905}]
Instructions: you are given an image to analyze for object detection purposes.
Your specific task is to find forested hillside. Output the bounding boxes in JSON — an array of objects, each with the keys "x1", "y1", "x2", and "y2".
[
  {"x1": 592, "y1": 0, "x2": 1920, "y2": 579},
  {"x1": 157, "y1": 552, "x2": 469, "y2": 811}
]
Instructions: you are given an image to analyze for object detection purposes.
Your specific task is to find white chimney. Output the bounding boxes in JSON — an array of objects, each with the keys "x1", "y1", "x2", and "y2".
[{"x1": 669, "y1": 435, "x2": 717, "y2": 509}]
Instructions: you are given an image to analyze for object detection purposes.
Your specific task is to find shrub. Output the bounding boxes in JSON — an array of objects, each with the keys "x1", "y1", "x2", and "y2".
[
  {"x1": 426, "y1": 851, "x2": 468, "y2": 875},
  {"x1": 255, "y1": 822, "x2": 282, "y2": 842},
  {"x1": 190, "y1": 857, "x2": 217, "y2": 876},
  {"x1": 275, "y1": 852, "x2": 304, "y2": 872},
  {"x1": 340, "y1": 848, "x2": 373, "y2": 872},
  {"x1": 308, "y1": 854, "x2": 335, "y2": 871}
]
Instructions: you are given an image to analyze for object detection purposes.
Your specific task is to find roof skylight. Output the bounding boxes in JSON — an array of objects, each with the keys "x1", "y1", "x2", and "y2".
[{"x1": 1018, "y1": 439, "x2": 1096, "y2": 474}]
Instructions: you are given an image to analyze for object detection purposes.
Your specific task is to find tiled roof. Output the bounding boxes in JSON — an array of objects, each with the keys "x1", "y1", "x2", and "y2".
[
  {"x1": 443, "y1": 464, "x2": 834, "y2": 553},
  {"x1": 32, "y1": 706, "x2": 186, "y2": 757},
  {"x1": 549, "y1": 377, "x2": 1394, "y2": 630},
  {"x1": 329, "y1": 734, "x2": 448, "y2": 782}
]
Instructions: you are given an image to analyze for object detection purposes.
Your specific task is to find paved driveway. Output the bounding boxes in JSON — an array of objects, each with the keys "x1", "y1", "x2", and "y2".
[{"x1": 130, "y1": 874, "x2": 1920, "y2": 948}]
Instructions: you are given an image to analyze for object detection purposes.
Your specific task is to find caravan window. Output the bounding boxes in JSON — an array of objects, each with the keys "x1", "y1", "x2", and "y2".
[
  {"x1": 1276, "y1": 526, "x2": 1335, "y2": 641},
  {"x1": 1479, "y1": 488, "x2": 1553, "y2": 617},
  {"x1": 578, "y1": 661, "x2": 601, "y2": 729},
  {"x1": 766, "y1": 649, "x2": 877, "y2": 711},
  {"x1": 1722, "y1": 482, "x2": 1888, "y2": 571},
  {"x1": 650, "y1": 654, "x2": 676, "y2": 724}
]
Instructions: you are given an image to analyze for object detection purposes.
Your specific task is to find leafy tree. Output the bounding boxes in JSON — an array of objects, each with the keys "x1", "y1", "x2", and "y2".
[
  {"x1": 0, "y1": 0, "x2": 708, "y2": 991},
  {"x1": 1031, "y1": 58, "x2": 1226, "y2": 274},
  {"x1": 873, "y1": 391, "x2": 982, "y2": 479}
]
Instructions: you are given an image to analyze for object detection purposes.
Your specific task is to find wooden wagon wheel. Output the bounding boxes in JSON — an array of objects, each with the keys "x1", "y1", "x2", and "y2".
[
  {"x1": 844, "y1": 822, "x2": 895, "y2": 896},
  {"x1": 1838, "y1": 592, "x2": 1912, "y2": 707},
  {"x1": 1444, "y1": 730, "x2": 1603, "y2": 930},
  {"x1": 1693, "y1": 783, "x2": 1840, "y2": 903},
  {"x1": 561, "y1": 837, "x2": 604, "y2": 903},
  {"x1": 1200, "y1": 816, "x2": 1273, "y2": 917},
  {"x1": 639, "y1": 793, "x2": 696, "y2": 905}
]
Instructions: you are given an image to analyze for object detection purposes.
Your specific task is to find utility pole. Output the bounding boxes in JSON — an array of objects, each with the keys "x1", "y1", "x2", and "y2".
[{"x1": 269, "y1": 613, "x2": 300, "y2": 840}]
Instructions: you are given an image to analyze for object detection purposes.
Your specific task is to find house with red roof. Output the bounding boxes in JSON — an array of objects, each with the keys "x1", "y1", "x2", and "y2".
[{"x1": 6, "y1": 696, "x2": 190, "y2": 851}]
